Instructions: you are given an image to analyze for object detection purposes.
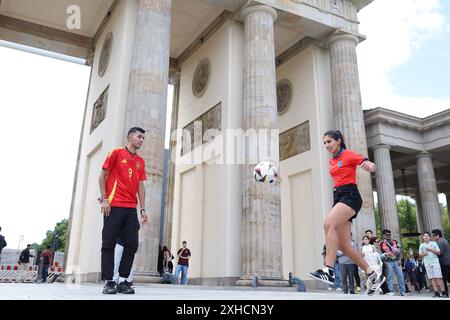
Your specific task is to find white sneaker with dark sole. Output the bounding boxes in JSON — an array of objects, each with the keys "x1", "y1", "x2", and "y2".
[{"x1": 366, "y1": 272, "x2": 386, "y2": 296}]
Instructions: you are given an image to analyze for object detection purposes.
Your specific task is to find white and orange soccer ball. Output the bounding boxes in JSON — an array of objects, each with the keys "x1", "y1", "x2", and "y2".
[{"x1": 254, "y1": 161, "x2": 279, "y2": 183}]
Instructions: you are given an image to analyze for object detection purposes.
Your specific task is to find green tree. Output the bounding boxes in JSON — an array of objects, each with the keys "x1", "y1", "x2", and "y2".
[
  {"x1": 37, "y1": 219, "x2": 68, "y2": 252},
  {"x1": 397, "y1": 198, "x2": 420, "y2": 255},
  {"x1": 441, "y1": 204, "x2": 450, "y2": 243},
  {"x1": 375, "y1": 199, "x2": 450, "y2": 255}
]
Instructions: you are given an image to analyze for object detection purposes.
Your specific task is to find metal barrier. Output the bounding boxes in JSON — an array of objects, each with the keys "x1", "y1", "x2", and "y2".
[{"x1": 0, "y1": 264, "x2": 62, "y2": 283}]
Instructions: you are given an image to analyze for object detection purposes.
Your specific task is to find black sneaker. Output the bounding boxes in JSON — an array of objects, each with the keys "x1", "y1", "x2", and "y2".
[
  {"x1": 117, "y1": 280, "x2": 135, "y2": 294},
  {"x1": 308, "y1": 268, "x2": 334, "y2": 285},
  {"x1": 433, "y1": 292, "x2": 441, "y2": 298},
  {"x1": 441, "y1": 292, "x2": 449, "y2": 298},
  {"x1": 102, "y1": 281, "x2": 117, "y2": 294},
  {"x1": 349, "y1": 290, "x2": 355, "y2": 294},
  {"x1": 367, "y1": 288, "x2": 376, "y2": 295},
  {"x1": 366, "y1": 271, "x2": 385, "y2": 295}
]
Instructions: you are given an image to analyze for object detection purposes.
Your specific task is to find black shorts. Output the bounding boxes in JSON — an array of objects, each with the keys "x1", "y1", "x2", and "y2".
[{"x1": 333, "y1": 184, "x2": 363, "y2": 222}]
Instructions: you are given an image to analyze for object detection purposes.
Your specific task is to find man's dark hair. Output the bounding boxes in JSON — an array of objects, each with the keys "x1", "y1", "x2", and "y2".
[
  {"x1": 127, "y1": 127, "x2": 145, "y2": 138},
  {"x1": 382, "y1": 229, "x2": 391, "y2": 235},
  {"x1": 423, "y1": 231, "x2": 431, "y2": 237},
  {"x1": 27, "y1": 244, "x2": 31, "y2": 247},
  {"x1": 432, "y1": 229, "x2": 442, "y2": 238},
  {"x1": 182, "y1": 241, "x2": 187, "y2": 244},
  {"x1": 365, "y1": 229, "x2": 373, "y2": 234},
  {"x1": 46, "y1": 245, "x2": 52, "y2": 250}
]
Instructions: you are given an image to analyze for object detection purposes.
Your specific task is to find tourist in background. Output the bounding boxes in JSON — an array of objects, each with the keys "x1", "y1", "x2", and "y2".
[{"x1": 419, "y1": 232, "x2": 447, "y2": 298}]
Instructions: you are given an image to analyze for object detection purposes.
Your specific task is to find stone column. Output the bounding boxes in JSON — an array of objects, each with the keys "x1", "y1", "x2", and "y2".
[
  {"x1": 326, "y1": 31, "x2": 376, "y2": 239},
  {"x1": 163, "y1": 72, "x2": 180, "y2": 250},
  {"x1": 237, "y1": 5, "x2": 287, "y2": 287},
  {"x1": 416, "y1": 152, "x2": 443, "y2": 233},
  {"x1": 372, "y1": 145, "x2": 400, "y2": 240},
  {"x1": 123, "y1": 0, "x2": 172, "y2": 277},
  {"x1": 412, "y1": 193, "x2": 424, "y2": 234}
]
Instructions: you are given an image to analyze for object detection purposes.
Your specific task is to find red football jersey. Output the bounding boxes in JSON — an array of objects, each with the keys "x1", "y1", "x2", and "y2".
[
  {"x1": 329, "y1": 149, "x2": 368, "y2": 187},
  {"x1": 102, "y1": 148, "x2": 147, "y2": 208}
]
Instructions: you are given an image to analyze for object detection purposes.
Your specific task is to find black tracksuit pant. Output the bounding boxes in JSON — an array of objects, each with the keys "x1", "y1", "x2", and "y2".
[
  {"x1": 441, "y1": 264, "x2": 450, "y2": 294},
  {"x1": 101, "y1": 207, "x2": 139, "y2": 281}
]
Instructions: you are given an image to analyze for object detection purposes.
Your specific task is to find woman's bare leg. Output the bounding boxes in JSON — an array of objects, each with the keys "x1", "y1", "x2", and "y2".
[
  {"x1": 335, "y1": 220, "x2": 370, "y2": 273},
  {"x1": 324, "y1": 203, "x2": 370, "y2": 273}
]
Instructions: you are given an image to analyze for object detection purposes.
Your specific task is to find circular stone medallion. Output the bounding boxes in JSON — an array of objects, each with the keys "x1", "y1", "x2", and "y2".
[
  {"x1": 192, "y1": 59, "x2": 210, "y2": 97},
  {"x1": 276, "y1": 79, "x2": 292, "y2": 115},
  {"x1": 98, "y1": 32, "x2": 113, "y2": 77}
]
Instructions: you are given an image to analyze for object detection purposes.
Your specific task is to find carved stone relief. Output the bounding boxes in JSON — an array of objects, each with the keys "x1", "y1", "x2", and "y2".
[
  {"x1": 181, "y1": 102, "x2": 222, "y2": 155},
  {"x1": 279, "y1": 121, "x2": 311, "y2": 161},
  {"x1": 90, "y1": 85, "x2": 109, "y2": 133}
]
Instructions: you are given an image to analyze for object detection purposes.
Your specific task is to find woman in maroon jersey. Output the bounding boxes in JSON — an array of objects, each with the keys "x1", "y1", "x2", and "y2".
[{"x1": 308, "y1": 130, "x2": 385, "y2": 295}]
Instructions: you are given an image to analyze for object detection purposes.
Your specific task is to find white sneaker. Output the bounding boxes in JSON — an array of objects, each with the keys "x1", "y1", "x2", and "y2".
[
  {"x1": 386, "y1": 292, "x2": 395, "y2": 296},
  {"x1": 336, "y1": 287, "x2": 342, "y2": 292},
  {"x1": 367, "y1": 271, "x2": 386, "y2": 294},
  {"x1": 328, "y1": 287, "x2": 334, "y2": 291}
]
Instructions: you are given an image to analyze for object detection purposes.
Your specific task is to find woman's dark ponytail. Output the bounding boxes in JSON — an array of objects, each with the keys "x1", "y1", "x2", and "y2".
[
  {"x1": 335, "y1": 130, "x2": 347, "y2": 150},
  {"x1": 324, "y1": 130, "x2": 346, "y2": 150}
]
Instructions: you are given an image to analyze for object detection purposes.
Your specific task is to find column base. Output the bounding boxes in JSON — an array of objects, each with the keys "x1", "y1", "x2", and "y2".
[{"x1": 236, "y1": 278, "x2": 289, "y2": 287}]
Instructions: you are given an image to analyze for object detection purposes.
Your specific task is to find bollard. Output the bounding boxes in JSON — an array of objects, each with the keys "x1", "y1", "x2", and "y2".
[
  {"x1": 251, "y1": 275, "x2": 258, "y2": 288},
  {"x1": 289, "y1": 272, "x2": 306, "y2": 292}
]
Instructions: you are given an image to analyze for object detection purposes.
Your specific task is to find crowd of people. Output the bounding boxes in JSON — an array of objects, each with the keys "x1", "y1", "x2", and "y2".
[{"x1": 323, "y1": 228, "x2": 450, "y2": 298}]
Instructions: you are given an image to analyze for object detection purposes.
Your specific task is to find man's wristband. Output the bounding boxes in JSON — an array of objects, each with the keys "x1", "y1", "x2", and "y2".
[
  {"x1": 140, "y1": 208, "x2": 146, "y2": 214},
  {"x1": 98, "y1": 196, "x2": 108, "y2": 204}
]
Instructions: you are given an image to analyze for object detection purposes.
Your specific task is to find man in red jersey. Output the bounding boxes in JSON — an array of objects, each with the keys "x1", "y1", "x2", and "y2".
[{"x1": 98, "y1": 127, "x2": 148, "y2": 294}]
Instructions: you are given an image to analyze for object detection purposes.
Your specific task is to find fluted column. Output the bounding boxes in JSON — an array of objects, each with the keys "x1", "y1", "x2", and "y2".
[
  {"x1": 237, "y1": 5, "x2": 286, "y2": 286},
  {"x1": 416, "y1": 152, "x2": 443, "y2": 233},
  {"x1": 123, "y1": 0, "x2": 172, "y2": 276},
  {"x1": 372, "y1": 145, "x2": 400, "y2": 240},
  {"x1": 327, "y1": 31, "x2": 376, "y2": 239},
  {"x1": 163, "y1": 72, "x2": 180, "y2": 250},
  {"x1": 412, "y1": 193, "x2": 424, "y2": 234}
]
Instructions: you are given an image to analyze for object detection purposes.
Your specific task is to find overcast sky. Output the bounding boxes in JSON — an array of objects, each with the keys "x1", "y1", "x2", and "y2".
[{"x1": 0, "y1": 0, "x2": 448, "y2": 248}]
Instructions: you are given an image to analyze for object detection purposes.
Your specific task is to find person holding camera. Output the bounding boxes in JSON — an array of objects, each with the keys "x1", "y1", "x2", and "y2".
[{"x1": 379, "y1": 229, "x2": 406, "y2": 296}]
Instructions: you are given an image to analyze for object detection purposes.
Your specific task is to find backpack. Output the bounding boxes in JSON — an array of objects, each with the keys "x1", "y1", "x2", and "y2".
[
  {"x1": 405, "y1": 259, "x2": 415, "y2": 271},
  {"x1": 382, "y1": 240, "x2": 401, "y2": 260}
]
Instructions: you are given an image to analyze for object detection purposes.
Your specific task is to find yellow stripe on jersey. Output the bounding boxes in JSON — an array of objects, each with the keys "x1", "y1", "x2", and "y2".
[
  {"x1": 107, "y1": 147, "x2": 123, "y2": 158},
  {"x1": 108, "y1": 179, "x2": 118, "y2": 203}
]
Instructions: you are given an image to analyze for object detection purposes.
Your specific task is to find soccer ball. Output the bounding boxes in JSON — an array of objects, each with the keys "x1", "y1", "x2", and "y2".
[{"x1": 254, "y1": 161, "x2": 278, "y2": 183}]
